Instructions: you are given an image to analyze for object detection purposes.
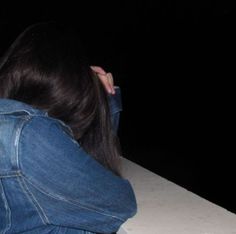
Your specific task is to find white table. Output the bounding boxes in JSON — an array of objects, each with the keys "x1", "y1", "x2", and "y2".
[{"x1": 118, "y1": 158, "x2": 236, "y2": 234}]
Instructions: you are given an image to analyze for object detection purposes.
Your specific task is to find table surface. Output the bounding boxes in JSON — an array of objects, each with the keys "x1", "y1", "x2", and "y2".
[{"x1": 118, "y1": 158, "x2": 236, "y2": 234}]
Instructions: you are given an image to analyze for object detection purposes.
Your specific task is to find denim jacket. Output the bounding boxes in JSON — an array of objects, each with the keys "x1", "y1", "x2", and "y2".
[{"x1": 0, "y1": 88, "x2": 137, "y2": 234}]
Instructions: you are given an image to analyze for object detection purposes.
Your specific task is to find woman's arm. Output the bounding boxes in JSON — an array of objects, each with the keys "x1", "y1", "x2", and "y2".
[
  {"x1": 108, "y1": 87, "x2": 122, "y2": 133},
  {"x1": 18, "y1": 116, "x2": 136, "y2": 234},
  {"x1": 91, "y1": 66, "x2": 122, "y2": 133}
]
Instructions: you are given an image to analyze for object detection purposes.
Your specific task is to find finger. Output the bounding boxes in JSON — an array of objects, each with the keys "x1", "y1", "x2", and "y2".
[
  {"x1": 90, "y1": 66, "x2": 106, "y2": 75},
  {"x1": 107, "y1": 73, "x2": 115, "y2": 94},
  {"x1": 90, "y1": 66, "x2": 115, "y2": 94},
  {"x1": 97, "y1": 73, "x2": 113, "y2": 94},
  {"x1": 107, "y1": 73, "x2": 114, "y2": 86}
]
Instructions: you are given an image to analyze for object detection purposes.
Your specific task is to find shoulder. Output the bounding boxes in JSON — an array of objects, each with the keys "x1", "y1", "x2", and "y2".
[
  {"x1": 18, "y1": 114, "x2": 89, "y2": 200},
  {"x1": 19, "y1": 115, "x2": 80, "y2": 162},
  {"x1": 18, "y1": 115, "x2": 81, "y2": 180},
  {"x1": 21, "y1": 115, "x2": 74, "y2": 141}
]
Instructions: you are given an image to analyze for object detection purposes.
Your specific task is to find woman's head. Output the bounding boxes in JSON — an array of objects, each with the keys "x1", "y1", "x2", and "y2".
[{"x1": 0, "y1": 22, "x2": 121, "y2": 175}]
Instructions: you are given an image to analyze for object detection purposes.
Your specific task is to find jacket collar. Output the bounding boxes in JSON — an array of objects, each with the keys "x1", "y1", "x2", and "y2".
[{"x1": 0, "y1": 98, "x2": 48, "y2": 116}]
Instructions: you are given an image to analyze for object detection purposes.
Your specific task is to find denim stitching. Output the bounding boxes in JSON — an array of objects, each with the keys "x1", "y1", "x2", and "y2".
[
  {"x1": 14, "y1": 116, "x2": 32, "y2": 170},
  {"x1": 0, "y1": 110, "x2": 32, "y2": 116},
  {"x1": 0, "y1": 171, "x2": 21, "y2": 178},
  {"x1": 17, "y1": 176, "x2": 50, "y2": 225},
  {"x1": 0, "y1": 174, "x2": 20, "y2": 178},
  {"x1": 0, "y1": 180, "x2": 11, "y2": 234},
  {"x1": 22, "y1": 175, "x2": 125, "y2": 222}
]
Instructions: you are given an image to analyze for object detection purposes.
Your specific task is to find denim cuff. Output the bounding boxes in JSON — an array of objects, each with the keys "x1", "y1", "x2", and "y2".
[{"x1": 108, "y1": 87, "x2": 122, "y2": 133}]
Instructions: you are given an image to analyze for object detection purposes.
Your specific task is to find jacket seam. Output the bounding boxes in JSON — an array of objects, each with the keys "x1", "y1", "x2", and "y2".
[
  {"x1": 22, "y1": 174, "x2": 125, "y2": 222},
  {"x1": 15, "y1": 115, "x2": 32, "y2": 170},
  {"x1": 17, "y1": 176, "x2": 50, "y2": 225},
  {"x1": 0, "y1": 171, "x2": 21, "y2": 178},
  {"x1": 0, "y1": 179, "x2": 11, "y2": 234},
  {"x1": 0, "y1": 174, "x2": 20, "y2": 178},
  {"x1": 0, "y1": 110, "x2": 32, "y2": 115}
]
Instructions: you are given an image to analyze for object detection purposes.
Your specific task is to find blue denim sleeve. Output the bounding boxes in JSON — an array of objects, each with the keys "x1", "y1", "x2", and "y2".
[
  {"x1": 18, "y1": 116, "x2": 137, "y2": 234},
  {"x1": 108, "y1": 87, "x2": 122, "y2": 133}
]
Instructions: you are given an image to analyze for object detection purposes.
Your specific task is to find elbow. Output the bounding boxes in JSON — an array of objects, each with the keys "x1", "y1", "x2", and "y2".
[
  {"x1": 126, "y1": 183, "x2": 137, "y2": 219},
  {"x1": 109, "y1": 181, "x2": 137, "y2": 233},
  {"x1": 117, "y1": 180, "x2": 137, "y2": 221}
]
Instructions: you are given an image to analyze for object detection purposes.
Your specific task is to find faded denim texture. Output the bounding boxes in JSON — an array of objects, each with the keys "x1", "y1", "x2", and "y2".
[{"x1": 0, "y1": 87, "x2": 137, "y2": 234}]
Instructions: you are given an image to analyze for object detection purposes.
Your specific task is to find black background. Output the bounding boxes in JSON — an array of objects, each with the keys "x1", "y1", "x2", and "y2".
[{"x1": 1, "y1": 1, "x2": 235, "y2": 213}]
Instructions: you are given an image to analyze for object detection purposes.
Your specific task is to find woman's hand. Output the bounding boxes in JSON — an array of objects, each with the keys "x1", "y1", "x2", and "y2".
[{"x1": 90, "y1": 66, "x2": 115, "y2": 95}]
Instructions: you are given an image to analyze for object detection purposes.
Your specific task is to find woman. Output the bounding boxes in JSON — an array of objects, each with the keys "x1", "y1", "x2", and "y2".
[{"x1": 0, "y1": 22, "x2": 137, "y2": 234}]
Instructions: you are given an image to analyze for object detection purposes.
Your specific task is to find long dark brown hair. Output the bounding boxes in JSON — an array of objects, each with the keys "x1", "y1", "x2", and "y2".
[{"x1": 0, "y1": 22, "x2": 121, "y2": 175}]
